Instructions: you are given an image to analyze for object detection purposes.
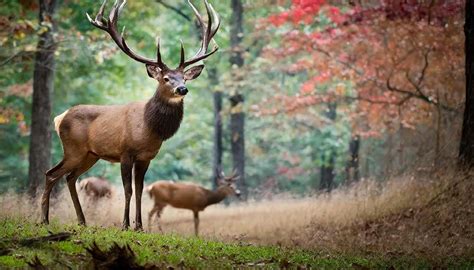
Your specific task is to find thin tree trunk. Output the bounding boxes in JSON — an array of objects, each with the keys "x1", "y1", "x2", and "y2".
[
  {"x1": 320, "y1": 154, "x2": 335, "y2": 191},
  {"x1": 210, "y1": 67, "x2": 223, "y2": 189},
  {"x1": 319, "y1": 103, "x2": 337, "y2": 192},
  {"x1": 459, "y1": 0, "x2": 474, "y2": 168},
  {"x1": 229, "y1": 0, "x2": 246, "y2": 198},
  {"x1": 345, "y1": 135, "x2": 360, "y2": 184},
  {"x1": 28, "y1": 0, "x2": 57, "y2": 197}
]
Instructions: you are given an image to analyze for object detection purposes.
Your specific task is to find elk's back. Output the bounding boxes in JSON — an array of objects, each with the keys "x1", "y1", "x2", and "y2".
[{"x1": 55, "y1": 102, "x2": 162, "y2": 162}]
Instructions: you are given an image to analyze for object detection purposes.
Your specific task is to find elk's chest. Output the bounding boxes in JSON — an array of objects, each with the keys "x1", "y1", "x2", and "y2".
[{"x1": 144, "y1": 99, "x2": 184, "y2": 141}]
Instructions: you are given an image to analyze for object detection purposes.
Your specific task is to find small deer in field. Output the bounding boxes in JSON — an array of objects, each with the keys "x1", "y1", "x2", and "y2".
[
  {"x1": 147, "y1": 172, "x2": 240, "y2": 236},
  {"x1": 40, "y1": 0, "x2": 220, "y2": 230},
  {"x1": 79, "y1": 177, "x2": 113, "y2": 199}
]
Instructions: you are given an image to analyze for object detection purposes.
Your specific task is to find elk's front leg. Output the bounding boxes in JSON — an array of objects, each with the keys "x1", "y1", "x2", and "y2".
[
  {"x1": 133, "y1": 160, "x2": 150, "y2": 231},
  {"x1": 121, "y1": 156, "x2": 134, "y2": 230}
]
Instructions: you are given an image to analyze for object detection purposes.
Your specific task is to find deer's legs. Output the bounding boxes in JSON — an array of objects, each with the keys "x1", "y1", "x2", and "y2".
[
  {"x1": 65, "y1": 154, "x2": 99, "y2": 226},
  {"x1": 133, "y1": 160, "x2": 150, "y2": 231},
  {"x1": 41, "y1": 160, "x2": 73, "y2": 224},
  {"x1": 193, "y1": 211, "x2": 199, "y2": 236},
  {"x1": 120, "y1": 156, "x2": 134, "y2": 230},
  {"x1": 148, "y1": 204, "x2": 165, "y2": 232},
  {"x1": 148, "y1": 206, "x2": 158, "y2": 231}
]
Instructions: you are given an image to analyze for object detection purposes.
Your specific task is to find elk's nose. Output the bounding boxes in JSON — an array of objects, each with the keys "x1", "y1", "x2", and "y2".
[{"x1": 177, "y1": 86, "x2": 188, "y2": 96}]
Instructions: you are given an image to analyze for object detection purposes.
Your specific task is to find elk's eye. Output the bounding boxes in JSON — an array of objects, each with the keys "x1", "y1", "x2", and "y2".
[{"x1": 163, "y1": 77, "x2": 170, "y2": 82}]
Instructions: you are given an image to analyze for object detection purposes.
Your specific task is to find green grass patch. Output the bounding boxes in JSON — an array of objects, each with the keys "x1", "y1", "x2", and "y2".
[{"x1": 0, "y1": 218, "x2": 471, "y2": 269}]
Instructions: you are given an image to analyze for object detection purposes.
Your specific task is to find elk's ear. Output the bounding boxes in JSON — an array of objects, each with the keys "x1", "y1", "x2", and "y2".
[
  {"x1": 184, "y1": 65, "x2": 205, "y2": 81},
  {"x1": 146, "y1": 64, "x2": 162, "y2": 79}
]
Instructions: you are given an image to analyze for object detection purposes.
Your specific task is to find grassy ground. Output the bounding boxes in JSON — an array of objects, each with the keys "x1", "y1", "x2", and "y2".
[
  {"x1": 0, "y1": 218, "x2": 461, "y2": 269},
  {"x1": 0, "y1": 171, "x2": 472, "y2": 268}
]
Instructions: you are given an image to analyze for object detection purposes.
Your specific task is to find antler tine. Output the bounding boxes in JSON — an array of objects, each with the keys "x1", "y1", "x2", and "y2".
[
  {"x1": 179, "y1": 40, "x2": 185, "y2": 67},
  {"x1": 208, "y1": 2, "x2": 220, "y2": 38},
  {"x1": 86, "y1": 0, "x2": 108, "y2": 30},
  {"x1": 204, "y1": 0, "x2": 213, "y2": 47},
  {"x1": 97, "y1": 0, "x2": 108, "y2": 26},
  {"x1": 180, "y1": 0, "x2": 220, "y2": 69},
  {"x1": 87, "y1": 0, "x2": 164, "y2": 68},
  {"x1": 156, "y1": 38, "x2": 168, "y2": 69}
]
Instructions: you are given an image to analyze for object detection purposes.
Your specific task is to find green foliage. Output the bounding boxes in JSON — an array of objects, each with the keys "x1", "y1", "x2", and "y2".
[{"x1": 0, "y1": 0, "x2": 373, "y2": 194}]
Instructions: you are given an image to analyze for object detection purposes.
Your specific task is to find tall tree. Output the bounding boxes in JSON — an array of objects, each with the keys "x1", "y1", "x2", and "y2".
[
  {"x1": 28, "y1": 0, "x2": 57, "y2": 196},
  {"x1": 229, "y1": 0, "x2": 246, "y2": 198},
  {"x1": 460, "y1": 0, "x2": 474, "y2": 168},
  {"x1": 210, "y1": 67, "x2": 223, "y2": 189}
]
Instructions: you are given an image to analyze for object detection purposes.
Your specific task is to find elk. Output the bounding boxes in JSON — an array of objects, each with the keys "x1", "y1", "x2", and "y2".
[
  {"x1": 147, "y1": 172, "x2": 240, "y2": 236},
  {"x1": 40, "y1": 0, "x2": 220, "y2": 231},
  {"x1": 79, "y1": 177, "x2": 113, "y2": 199}
]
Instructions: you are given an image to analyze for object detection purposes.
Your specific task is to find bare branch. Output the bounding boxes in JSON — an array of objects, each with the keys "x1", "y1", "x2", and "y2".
[{"x1": 155, "y1": 0, "x2": 192, "y2": 22}]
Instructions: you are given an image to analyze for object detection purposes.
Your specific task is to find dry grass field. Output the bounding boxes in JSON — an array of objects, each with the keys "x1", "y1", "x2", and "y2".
[{"x1": 0, "y1": 170, "x2": 472, "y2": 264}]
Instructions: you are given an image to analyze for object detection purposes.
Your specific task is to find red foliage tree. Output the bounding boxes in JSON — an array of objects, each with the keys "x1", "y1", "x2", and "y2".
[{"x1": 256, "y1": 0, "x2": 464, "y2": 138}]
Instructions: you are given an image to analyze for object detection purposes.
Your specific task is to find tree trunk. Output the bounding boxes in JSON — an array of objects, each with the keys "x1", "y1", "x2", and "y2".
[
  {"x1": 320, "y1": 154, "x2": 335, "y2": 191},
  {"x1": 460, "y1": 0, "x2": 474, "y2": 168},
  {"x1": 28, "y1": 0, "x2": 57, "y2": 197},
  {"x1": 345, "y1": 135, "x2": 360, "y2": 183},
  {"x1": 230, "y1": 0, "x2": 244, "y2": 67},
  {"x1": 319, "y1": 103, "x2": 337, "y2": 192},
  {"x1": 210, "y1": 67, "x2": 223, "y2": 189},
  {"x1": 229, "y1": 0, "x2": 246, "y2": 198}
]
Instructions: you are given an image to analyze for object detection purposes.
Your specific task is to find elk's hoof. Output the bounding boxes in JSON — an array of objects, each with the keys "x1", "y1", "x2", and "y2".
[{"x1": 134, "y1": 226, "x2": 143, "y2": 232}]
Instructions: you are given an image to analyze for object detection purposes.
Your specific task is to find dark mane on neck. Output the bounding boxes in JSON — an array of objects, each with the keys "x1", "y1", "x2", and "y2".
[{"x1": 144, "y1": 90, "x2": 184, "y2": 141}]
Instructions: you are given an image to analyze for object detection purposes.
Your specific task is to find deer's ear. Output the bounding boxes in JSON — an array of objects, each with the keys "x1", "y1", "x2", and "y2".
[
  {"x1": 146, "y1": 64, "x2": 162, "y2": 79},
  {"x1": 184, "y1": 65, "x2": 205, "y2": 81}
]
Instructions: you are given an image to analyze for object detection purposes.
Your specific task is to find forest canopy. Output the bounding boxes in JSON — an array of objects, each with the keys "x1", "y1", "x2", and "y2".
[{"x1": 0, "y1": 0, "x2": 467, "y2": 194}]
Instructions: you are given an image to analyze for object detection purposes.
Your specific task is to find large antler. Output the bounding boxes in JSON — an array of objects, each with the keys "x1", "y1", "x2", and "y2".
[
  {"x1": 178, "y1": 0, "x2": 220, "y2": 69},
  {"x1": 86, "y1": 0, "x2": 169, "y2": 70}
]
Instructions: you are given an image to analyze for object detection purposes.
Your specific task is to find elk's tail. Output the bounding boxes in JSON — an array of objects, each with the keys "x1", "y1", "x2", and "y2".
[{"x1": 53, "y1": 110, "x2": 69, "y2": 136}]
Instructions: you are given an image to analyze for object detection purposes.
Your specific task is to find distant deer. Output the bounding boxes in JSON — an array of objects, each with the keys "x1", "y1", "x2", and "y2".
[
  {"x1": 40, "y1": 0, "x2": 220, "y2": 231},
  {"x1": 79, "y1": 177, "x2": 113, "y2": 199},
  {"x1": 147, "y1": 171, "x2": 240, "y2": 236}
]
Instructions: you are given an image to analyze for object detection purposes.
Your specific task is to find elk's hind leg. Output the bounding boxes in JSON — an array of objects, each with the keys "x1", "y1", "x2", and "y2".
[
  {"x1": 65, "y1": 154, "x2": 99, "y2": 225},
  {"x1": 41, "y1": 160, "x2": 74, "y2": 224}
]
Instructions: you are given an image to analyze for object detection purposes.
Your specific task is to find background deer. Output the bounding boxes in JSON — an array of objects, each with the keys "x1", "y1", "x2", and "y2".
[
  {"x1": 79, "y1": 177, "x2": 113, "y2": 199},
  {"x1": 40, "y1": 0, "x2": 220, "y2": 231},
  {"x1": 147, "y1": 171, "x2": 240, "y2": 236}
]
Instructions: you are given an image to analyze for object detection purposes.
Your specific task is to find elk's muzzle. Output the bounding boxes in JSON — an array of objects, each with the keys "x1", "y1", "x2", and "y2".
[{"x1": 176, "y1": 86, "x2": 188, "y2": 96}]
